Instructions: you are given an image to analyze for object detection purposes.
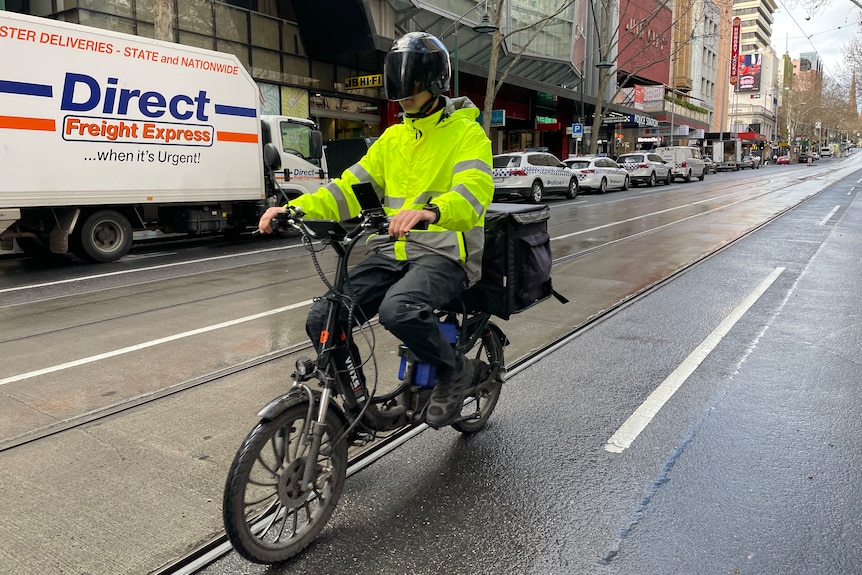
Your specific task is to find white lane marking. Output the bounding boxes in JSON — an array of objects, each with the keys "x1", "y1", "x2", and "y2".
[
  {"x1": 604, "y1": 266, "x2": 785, "y2": 454},
  {"x1": 0, "y1": 299, "x2": 314, "y2": 387},
  {"x1": 819, "y1": 205, "x2": 840, "y2": 226},
  {"x1": 0, "y1": 245, "x2": 298, "y2": 295}
]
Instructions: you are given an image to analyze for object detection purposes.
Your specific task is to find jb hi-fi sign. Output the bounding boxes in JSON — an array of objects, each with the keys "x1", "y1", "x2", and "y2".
[{"x1": 344, "y1": 74, "x2": 383, "y2": 89}]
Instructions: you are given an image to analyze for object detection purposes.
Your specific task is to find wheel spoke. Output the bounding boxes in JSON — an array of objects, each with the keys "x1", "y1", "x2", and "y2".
[
  {"x1": 247, "y1": 477, "x2": 279, "y2": 488},
  {"x1": 245, "y1": 489, "x2": 278, "y2": 508},
  {"x1": 273, "y1": 506, "x2": 290, "y2": 543}
]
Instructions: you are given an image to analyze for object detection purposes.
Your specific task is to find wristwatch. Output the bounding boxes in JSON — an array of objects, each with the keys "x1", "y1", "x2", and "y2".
[{"x1": 424, "y1": 203, "x2": 441, "y2": 224}]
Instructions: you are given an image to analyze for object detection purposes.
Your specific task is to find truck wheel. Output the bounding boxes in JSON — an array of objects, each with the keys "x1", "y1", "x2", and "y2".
[{"x1": 74, "y1": 210, "x2": 133, "y2": 262}]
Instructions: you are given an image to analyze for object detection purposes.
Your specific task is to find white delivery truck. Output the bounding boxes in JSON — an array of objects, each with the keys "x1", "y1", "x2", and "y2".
[
  {"x1": 712, "y1": 138, "x2": 742, "y2": 171},
  {"x1": 0, "y1": 11, "x2": 330, "y2": 262}
]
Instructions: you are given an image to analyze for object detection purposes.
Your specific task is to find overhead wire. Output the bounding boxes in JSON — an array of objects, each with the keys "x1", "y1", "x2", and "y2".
[{"x1": 773, "y1": 0, "x2": 861, "y2": 77}]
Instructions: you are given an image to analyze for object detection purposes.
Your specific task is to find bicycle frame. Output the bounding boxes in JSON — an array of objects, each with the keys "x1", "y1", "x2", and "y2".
[{"x1": 278, "y1": 208, "x2": 503, "y2": 429}]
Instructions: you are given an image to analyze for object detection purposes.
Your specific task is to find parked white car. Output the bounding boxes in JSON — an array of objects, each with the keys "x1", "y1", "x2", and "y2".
[
  {"x1": 492, "y1": 151, "x2": 579, "y2": 202},
  {"x1": 615, "y1": 152, "x2": 673, "y2": 187},
  {"x1": 563, "y1": 156, "x2": 630, "y2": 193}
]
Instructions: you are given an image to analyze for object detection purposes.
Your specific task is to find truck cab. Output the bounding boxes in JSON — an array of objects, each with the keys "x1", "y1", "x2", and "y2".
[{"x1": 260, "y1": 115, "x2": 327, "y2": 204}]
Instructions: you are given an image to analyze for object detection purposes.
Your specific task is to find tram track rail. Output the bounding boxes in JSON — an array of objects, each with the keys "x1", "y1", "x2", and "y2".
[
  {"x1": 150, "y1": 188, "x2": 808, "y2": 575},
  {"x1": 0, "y1": 174, "x2": 829, "y2": 574},
  {"x1": 0, "y1": 181, "x2": 801, "y2": 454}
]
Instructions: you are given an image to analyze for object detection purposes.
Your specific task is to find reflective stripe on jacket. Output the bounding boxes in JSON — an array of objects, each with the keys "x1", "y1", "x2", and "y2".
[{"x1": 289, "y1": 96, "x2": 493, "y2": 284}]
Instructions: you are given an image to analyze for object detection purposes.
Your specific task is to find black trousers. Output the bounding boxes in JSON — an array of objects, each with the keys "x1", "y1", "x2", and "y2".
[{"x1": 306, "y1": 253, "x2": 468, "y2": 380}]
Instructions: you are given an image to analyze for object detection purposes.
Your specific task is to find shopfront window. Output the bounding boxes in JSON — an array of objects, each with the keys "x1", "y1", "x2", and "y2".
[
  {"x1": 506, "y1": 131, "x2": 536, "y2": 152},
  {"x1": 250, "y1": 11, "x2": 278, "y2": 49},
  {"x1": 179, "y1": 30, "x2": 215, "y2": 50},
  {"x1": 251, "y1": 47, "x2": 280, "y2": 81},
  {"x1": 79, "y1": 0, "x2": 134, "y2": 19},
  {"x1": 217, "y1": 38, "x2": 249, "y2": 68},
  {"x1": 78, "y1": 9, "x2": 136, "y2": 34},
  {"x1": 178, "y1": 0, "x2": 214, "y2": 36},
  {"x1": 136, "y1": 0, "x2": 155, "y2": 24},
  {"x1": 215, "y1": 2, "x2": 248, "y2": 43}
]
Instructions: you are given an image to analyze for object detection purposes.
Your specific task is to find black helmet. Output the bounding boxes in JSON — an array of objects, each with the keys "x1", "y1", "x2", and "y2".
[{"x1": 384, "y1": 32, "x2": 451, "y2": 101}]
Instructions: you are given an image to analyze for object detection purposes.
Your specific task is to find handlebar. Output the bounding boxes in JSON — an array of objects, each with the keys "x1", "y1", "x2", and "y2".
[{"x1": 273, "y1": 206, "x2": 427, "y2": 242}]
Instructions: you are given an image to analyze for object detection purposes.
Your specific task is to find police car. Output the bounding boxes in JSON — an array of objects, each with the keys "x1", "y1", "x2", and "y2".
[{"x1": 492, "y1": 151, "x2": 579, "y2": 202}]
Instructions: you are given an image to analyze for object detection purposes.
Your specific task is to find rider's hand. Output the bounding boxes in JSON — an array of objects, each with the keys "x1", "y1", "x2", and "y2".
[
  {"x1": 258, "y1": 206, "x2": 287, "y2": 234},
  {"x1": 387, "y1": 208, "x2": 436, "y2": 238}
]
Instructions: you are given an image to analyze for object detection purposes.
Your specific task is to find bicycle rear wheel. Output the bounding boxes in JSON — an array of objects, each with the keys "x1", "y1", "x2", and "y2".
[
  {"x1": 223, "y1": 403, "x2": 348, "y2": 564},
  {"x1": 452, "y1": 328, "x2": 505, "y2": 434}
]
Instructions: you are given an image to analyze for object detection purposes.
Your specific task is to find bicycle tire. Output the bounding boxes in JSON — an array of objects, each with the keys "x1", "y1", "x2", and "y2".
[
  {"x1": 452, "y1": 328, "x2": 505, "y2": 434},
  {"x1": 223, "y1": 403, "x2": 348, "y2": 564}
]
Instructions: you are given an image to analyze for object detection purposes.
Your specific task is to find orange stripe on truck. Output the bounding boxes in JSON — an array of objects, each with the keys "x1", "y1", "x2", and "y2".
[
  {"x1": 0, "y1": 116, "x2": 56, "y2": 131},
  {"x1": 216, "y1": 131, "x2": 258, "y2": 143}
]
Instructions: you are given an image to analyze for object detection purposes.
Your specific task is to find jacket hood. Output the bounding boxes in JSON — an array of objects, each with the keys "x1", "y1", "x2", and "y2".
[{"x1": 404, "y1": 96, "x2": 481, "y2": 131}]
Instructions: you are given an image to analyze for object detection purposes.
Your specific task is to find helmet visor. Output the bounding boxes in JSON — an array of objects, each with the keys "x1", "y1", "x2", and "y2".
[{"x1": 384, "y1": 51, "x2": 442, "y2": 101}]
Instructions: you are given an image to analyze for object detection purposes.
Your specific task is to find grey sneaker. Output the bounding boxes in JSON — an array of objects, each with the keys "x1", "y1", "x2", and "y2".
[{"x1": 426, "y1": 359, "x2": 474, "y2": 429}]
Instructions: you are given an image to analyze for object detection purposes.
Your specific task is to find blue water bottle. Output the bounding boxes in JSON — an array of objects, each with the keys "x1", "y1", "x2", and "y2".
[{"x1": 398, "y1": 322, "x2": 458, "y2": 387}]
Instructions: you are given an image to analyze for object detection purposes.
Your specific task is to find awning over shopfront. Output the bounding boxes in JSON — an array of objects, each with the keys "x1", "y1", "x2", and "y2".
[{"x1": 737, "y1": 131, "x2": 767, "y2": 141}]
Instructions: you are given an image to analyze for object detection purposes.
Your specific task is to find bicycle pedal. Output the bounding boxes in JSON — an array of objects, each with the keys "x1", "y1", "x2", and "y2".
[
  {"x1": 451, "y1": 412, "x2": 482, "y2": 424},
  {"x1": 377, "y1": 404, "x2": 407, "y2": 420}
]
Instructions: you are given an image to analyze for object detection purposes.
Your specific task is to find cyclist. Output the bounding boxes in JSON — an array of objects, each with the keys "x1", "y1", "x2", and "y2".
[{"x1": 258, "y1": 31, "x2": 493, "y2": 428}]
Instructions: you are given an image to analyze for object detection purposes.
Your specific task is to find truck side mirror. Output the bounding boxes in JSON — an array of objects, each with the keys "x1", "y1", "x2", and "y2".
[
  {"x1": 309, "y1": 130, "x2": 323, "y2": 160},
  {"x1": 263, "y1": 143, "x2": 282, "y2": 171}
]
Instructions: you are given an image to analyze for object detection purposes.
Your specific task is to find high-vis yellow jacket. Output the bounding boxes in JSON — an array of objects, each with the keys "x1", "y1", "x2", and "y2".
[{"x1": 288, "y1": 96, "x2": 493, "y2": 284}]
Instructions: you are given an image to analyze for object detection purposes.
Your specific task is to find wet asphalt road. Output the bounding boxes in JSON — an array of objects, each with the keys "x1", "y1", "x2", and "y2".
[
  {"x1": 197, "y1": 169, "x2": 862, "y2": 574},
  {"x1": 1, "y1": 160, "x2": 860, "y2": 574}
]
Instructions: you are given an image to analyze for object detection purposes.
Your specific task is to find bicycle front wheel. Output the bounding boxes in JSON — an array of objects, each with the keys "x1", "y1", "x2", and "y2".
[
  {"x1": 452, "y1": 328, "x2": 506, "y2": 434},
  {"x1": 223, "y1": 403, "x2": 348, "y2": 564}
]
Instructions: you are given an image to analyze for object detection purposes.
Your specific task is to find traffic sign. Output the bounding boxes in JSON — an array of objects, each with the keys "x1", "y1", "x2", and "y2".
[{"x1": 571, "y1": 123, "x2": 584, "y2": 136}]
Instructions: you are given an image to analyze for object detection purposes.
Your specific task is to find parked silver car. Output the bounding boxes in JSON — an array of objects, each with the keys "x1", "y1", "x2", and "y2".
[
  {"x1": 563, "y1": 156, "x2": 630, "y2": 193},
  {"x1": 492, "y1": 151, "x2": 579, "y2": 202},
  {"x1": 615, "y1": 152, "x2": 673, "y2": 187},
  {"x1": 703, "y1": 156, "x2": 718, "y2": 174},
  {"x1": 739, "y1": 155, "x2": 761, "y2": 169}
]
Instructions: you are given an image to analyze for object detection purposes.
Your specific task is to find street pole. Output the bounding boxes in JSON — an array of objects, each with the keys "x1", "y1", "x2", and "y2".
[
  {"x1": 668, "y1": 41, "x2": 674, "y2": 147},
  {"x1": 453, "y1": 23, "x2": 459, "y2": 97},
  {"x1": 578, "y1": 73, "x2": 584, "y2": 156},
  {"x1": 440, "y1": 2, "x2": 497, "y2": 99},
  {"x1": 669, "y1": 87, "x2": 675, "y2": 147}
]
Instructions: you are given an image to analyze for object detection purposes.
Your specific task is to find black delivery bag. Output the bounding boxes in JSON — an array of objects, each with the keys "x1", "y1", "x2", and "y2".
[{"x1": 466, "y1": 202, "x2": 565, "y2": 320}]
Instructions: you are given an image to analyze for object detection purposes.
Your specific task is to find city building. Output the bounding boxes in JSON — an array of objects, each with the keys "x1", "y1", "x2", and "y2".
[
  {"x1": 724, "y1": 0, "x2": 780, "y2": 152},
  {"x1": 0, "y1": 0, "x2": 733, "y2": 160}
]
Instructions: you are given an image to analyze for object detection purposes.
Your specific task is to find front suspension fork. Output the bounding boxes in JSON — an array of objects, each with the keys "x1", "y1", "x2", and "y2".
[{"x1": 301, "y1": 385, "x2": 333, "y2": 490}]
